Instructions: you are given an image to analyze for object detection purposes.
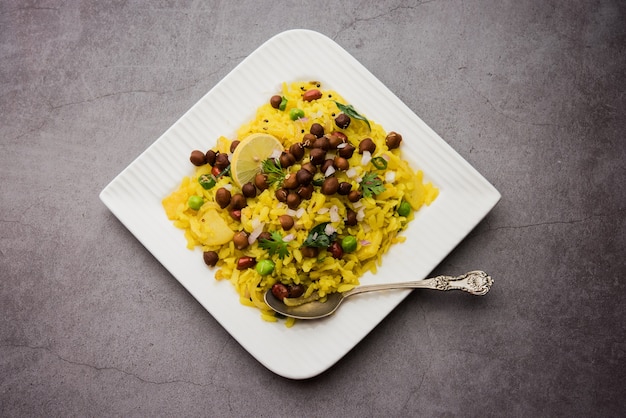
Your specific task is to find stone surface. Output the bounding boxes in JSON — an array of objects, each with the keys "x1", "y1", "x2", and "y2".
[{"x1": 1, "y1": 1, "x2": 624, "y2": 416}]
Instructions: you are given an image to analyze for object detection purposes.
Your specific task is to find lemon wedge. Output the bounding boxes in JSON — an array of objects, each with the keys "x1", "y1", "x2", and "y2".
[{"x1": 230, "y1": 133, "x2": 283, "y2": 187}]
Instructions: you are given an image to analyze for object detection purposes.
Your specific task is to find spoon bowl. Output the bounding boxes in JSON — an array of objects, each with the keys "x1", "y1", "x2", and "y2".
[{"x1": 264, "y1": 270, "x2": 493, "y2": 320}]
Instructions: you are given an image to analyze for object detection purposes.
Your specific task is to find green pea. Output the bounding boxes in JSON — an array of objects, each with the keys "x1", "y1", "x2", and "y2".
[
  {"x1": 187, "y1": 195, "x2": 204, "y2": 210},
  {"x1": 289, "y1": 108, "x2": 305, "y2": 120},
  {"x1": 341, "y1": 236, "x2": 358, "y2": 253},
  {"x1": 397, "y1": 200, "x2": 411, "y2": 217},
  {"x1": 255, "y1": 259, "x2": 275, "y2": 276}
]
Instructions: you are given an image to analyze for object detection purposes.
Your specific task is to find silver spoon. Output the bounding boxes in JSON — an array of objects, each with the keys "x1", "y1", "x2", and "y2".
[{"x1": 264, "y1": 270, "x2": 493, "y2": 320}]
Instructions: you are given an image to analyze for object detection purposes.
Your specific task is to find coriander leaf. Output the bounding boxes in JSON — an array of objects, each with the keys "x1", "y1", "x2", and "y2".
[
  {"x1": 334, "y1": 101, "x2": 371, "y2": 130},
  {"x1": 302, "y1": 222, "x2": 337, "y2": 248},
  {"x1": 261, "y1": 158, "x2": 286, "y2": 187},
  {"x1": 360, "y1": 172, "x2": 385, "y2": 197},
  {"x1": 258, "y1": 230, "x2": 290, "y2": 259}
]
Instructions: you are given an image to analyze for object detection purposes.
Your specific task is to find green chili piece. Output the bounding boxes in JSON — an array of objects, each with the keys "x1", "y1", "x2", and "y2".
[
  {"x1": 371, "y1": 156, "x2": 388, "y2": 170},
  {"x1": 198, "y1": 174, "x2": 217, "y2": 190}
]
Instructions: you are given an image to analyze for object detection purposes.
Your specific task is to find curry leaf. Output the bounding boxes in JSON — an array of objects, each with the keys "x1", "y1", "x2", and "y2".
[
  {"x1": 302, "y1": 223, "x2": 337, "y2": 248},
  {"x1": 334, "y1": 101, "x2": 371, "y2": 130}
]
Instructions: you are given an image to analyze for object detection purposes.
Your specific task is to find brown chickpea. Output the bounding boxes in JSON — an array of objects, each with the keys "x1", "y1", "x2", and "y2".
[
  {"x1": 300, "y1": 246, "x2": 319, "y2": 258},
  {"x1": 312, "y1": 136, "x2": 330, "y2": 151},
  {"x1": 203, "y1": 251, "x2": 219, "y2": 266},
  {"x1": 233, "y1": 231, "x2": 249, "y2": 250},
  {"x1": 296, "y1": 168, "x2": 313, "y2": 185},
  {"x1": 385, "y1": 131, "x2": 402, "y2": 149},
  {"x1": 321, "y1": 177, "x2": 339, "y2": 195},
  {"x1": 230, "y1": 193, "x2": 247, "y2": 210},
  {"x1": 279, "y1": 152, "x2": 296, "y2": 168},
  {"x1": 302, "y1": 133, "x2": 316, "y2": 148},
  {"x1": 348, "y1": 190, "x2": 362, "y2": 202},
  {"x1": 279, "y1": 214, "x2": 294, "y2": 230},
  {"x1": 214, "y1": 152, "x2": 230, "y2": 169},
  {"x1": 270, "y1": 95, "x2": 282, "y2": 109},
  {"x1": 338, "y1": 143, "x2": 356, "y2": 159},
  {"x1": 190, "y1": 150, "x2": 206, "y2": 166},
  {"x1": 309, "y1": 148, "x2": 326, "y2": 165},
  {"x1": 335, "y1": 113, "x2": 351, "y2": 129},
  {"x1": 328, "y1": 133, "x2": 344, "y2": 149},
  {"x1": 215, "y1": 187, "x2": 231, "y2": 209},
  {"x1": 205, "y1": 149, "x2": 217, "y2": 166},
  {"x1": 229, "y1": 140, "x2": 240, "y2": 153},
  {"x1": 282, "y1": 173, "x2": 299, "y2": 189},
  {"x1": 296, "y1": 184, "x2": 314, "y2": 200},
  {"x1": 254, "y1": 173, "x2": 269, "y2": 191},
  {"x1": 337, "y1": 182, "x2": 352, "y2": 195},
  {"x1": 328, "y1": 241, "x2": 344, "y2": 259},
  {"x1": 310, "y1": 123, "x2": 324, "y2": 138},
  {"x1": 288, "y1": 284, "x2": 305, "y2": 298},
  {"x1": 289, "y1": 143, "x2": 305, "y2": 161},
  {"x1": 345, "y1": 208, "x2": 358, "y2": 226},
  {"x1": 358, "y1": 138, "x2": 376, "y2": 154},
  {"x1": 301, "y1": 162, "x2": 317, "y2": 174},
  {"x1": 275, "y1": 188, "x2": 288, "y2": 203},
  {"x1": 286, "y1": 192, "x2": 301, "y2": 209},
  {"x1": 242, "y1": 182, "x2": 256, "y2": 198},
  {"x1": 333, "y1": 156, "x2": 349, "y2": 171},
  {"x1": 321, "y1": 159, "x2": 334, "y2": 175}
]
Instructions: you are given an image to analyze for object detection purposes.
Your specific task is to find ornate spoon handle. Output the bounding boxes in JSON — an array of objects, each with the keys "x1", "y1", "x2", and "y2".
[{"x1": 343, "y1": 270, "x2": 493, "y2": 298}]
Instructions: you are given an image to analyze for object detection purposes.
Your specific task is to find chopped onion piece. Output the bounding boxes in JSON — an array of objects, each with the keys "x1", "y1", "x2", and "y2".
[
  {"x1": 360, "y1": 240, "x2": 371, "y2": 246},
  {"x1": 336, "y1": 142, "x2": 348, "y2": 149},
  {"x1": 329, "y1": 205, "x2": 340, "y2": 223},
  {"x1": 248, "y1": 223, "x2": 265, "y2": 244},
  {"x1": 356, "y1": 208, "x2": 365, "y2": 222},
  {"x1": 223, "y1": 183, "x2": 233, "y2": 191},
  {"x1": 385, "y1": 170, "x2": 396, "y2": 183},
  {"x1": 361, "y1": 150, "x2": 372, "y2": 165},
  {"x1": 283, "y1": 234, "x2": 295, "y2": 242},
  {"x1": 382, "y1": 154, "x2": 390, "y2": 161},
  {"x1": 346, "y1": 167, "x2": 358, "y2": 178},
  {"x1": 286, "y1": 209, "x2": 297, "y2": 217},
  {"x1": 318, "y1": 207, "x2": 329, "y2": 214},
  {"x1": 295, "y1": 207, "x2": 306, "y2": 218},
  {"x1": 324, "y1": 224, "x2": 336, "y2": 236},
  {"x1": 324, "y1": 165, "x2": 336, "y2": 177}
]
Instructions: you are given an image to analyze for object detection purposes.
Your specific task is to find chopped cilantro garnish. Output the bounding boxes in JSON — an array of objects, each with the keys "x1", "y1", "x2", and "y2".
[
  {"x1": 302, "y1": 222, "x2": 337, "y2": 248},
  {"x1": 261, "y1": 158, "x2": 286, "y2": 187},
  {"x1": 258, "y1": 230, "x2": 290, "y2": 259},
  {"x1": 360, "y1": 172, "x2": 385, "y2": 197}
]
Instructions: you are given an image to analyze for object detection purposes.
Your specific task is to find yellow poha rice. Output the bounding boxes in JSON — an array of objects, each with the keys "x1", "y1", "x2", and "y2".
[{"x1": 163, "y1": 81, "x2": 438, "y2": 326}]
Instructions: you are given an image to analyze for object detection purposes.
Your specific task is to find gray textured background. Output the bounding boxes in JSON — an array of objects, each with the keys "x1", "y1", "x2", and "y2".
[{"x1": 2, "y1": 1, "x2": 625, "y2": 416}]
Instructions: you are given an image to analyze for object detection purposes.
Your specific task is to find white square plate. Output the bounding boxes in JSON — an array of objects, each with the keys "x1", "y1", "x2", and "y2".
[{"x1": 100, "y1": 29, "x2": 500, "y2": 379}]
